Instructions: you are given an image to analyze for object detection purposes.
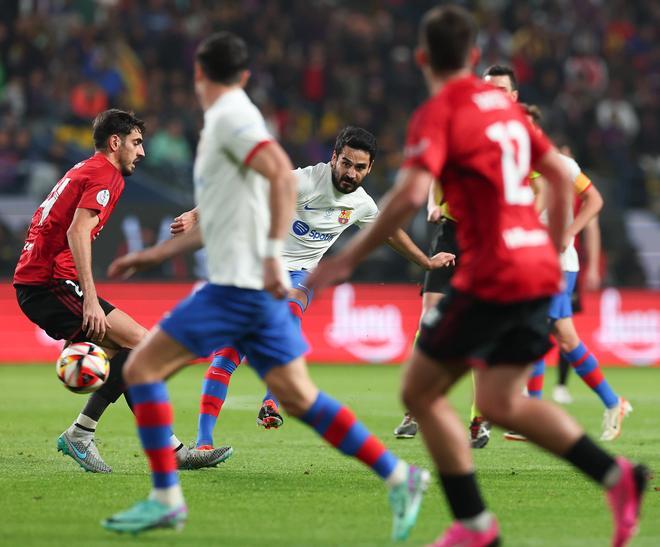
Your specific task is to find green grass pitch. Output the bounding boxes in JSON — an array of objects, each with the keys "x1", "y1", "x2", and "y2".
[{"x1": 0, "y1": 364, "x2": 658, "y2": 546}]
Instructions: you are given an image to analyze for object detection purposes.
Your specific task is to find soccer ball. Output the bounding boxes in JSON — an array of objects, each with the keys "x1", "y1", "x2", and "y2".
[{"x1": 56, "y1": 342, "x2": 110, "y2": 394}]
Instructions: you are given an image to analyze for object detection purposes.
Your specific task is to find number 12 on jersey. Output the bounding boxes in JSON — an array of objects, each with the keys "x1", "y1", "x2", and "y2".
[{"x1": 486, "y1": 120, "x2": 534, "y2": 206}]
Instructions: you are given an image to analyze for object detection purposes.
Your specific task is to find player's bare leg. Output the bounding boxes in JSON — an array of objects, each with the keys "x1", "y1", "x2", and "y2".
[
  {"x1": 474, "y1": 365, "x2": 583, "y2": 453},
  {"x1": 473, "y1": 364, "x2": 646, "y2": 546},
  {"x1": 264, "y1": 357, "x2": 430, "y2": 541},
  {"x1": 58, "y1": 306, "x2": 149, "y2": 473},
  {"x1": 103, "y1": 327, "x2": 199, "y2": 533},
  {"x1": 402, "y1": 349, "x2": 499, "y2": 545}
]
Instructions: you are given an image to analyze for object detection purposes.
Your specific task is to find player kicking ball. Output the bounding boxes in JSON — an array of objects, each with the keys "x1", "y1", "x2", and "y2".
[
  {"x1": 102, "y1": 32, "x2": 430, "y2": 538},
  {"x1": 307, "y1": 6, "x2": 648, "y2": 546},
  {"x1": 13, "y1": 109, "x2": 231, "y2": 474},
  {"x1": 168, "y1": 126, "x2": 455, "y2": 450}
]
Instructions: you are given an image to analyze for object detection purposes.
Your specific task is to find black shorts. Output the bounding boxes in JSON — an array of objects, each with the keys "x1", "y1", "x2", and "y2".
[
  {"x1": 417, "y1": 289, "x2": 553, "y2": 366},
  {"x1": 15, "y1": 280, "x2": 115, "y2": 342},
  {"x1": 422, "y1": 219, "x2": 459, "y2": 295}
]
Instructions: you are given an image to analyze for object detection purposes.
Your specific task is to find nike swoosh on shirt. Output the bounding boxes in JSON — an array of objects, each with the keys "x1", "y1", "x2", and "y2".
[{"x1": 303, "y1": 204, "x2": 324, "y2": 210}]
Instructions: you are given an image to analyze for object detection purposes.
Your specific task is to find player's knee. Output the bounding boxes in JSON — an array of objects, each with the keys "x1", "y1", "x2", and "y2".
[
  {"x1": 124, "y1": 325, "x2": 149, "y2": 349},
  {"x1": 122, "y1": 349, "x2": 160, "y2": 385},
  {"x1": 401, "y1": 381, "x2": 431, "y2": 415},
  {"x1": 475, "y1": 392, "x2": 511, "y2": 424},
  {"x1": 277, "y1": 387, "x2": 317, "y2": 417}
]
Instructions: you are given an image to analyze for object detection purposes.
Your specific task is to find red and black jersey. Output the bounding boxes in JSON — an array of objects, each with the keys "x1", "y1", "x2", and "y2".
[
  {"x1": 402, "y1": 75, "x2": 561, "y2": 302},
  {"x1": 14, "y1": 153, "x2": 125, "y2": 285}
]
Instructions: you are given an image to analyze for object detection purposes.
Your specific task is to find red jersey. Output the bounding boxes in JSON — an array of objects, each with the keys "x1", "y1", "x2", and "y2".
[
  {"x1": 403, "y1": 75, "x2": 561, "y2": 302},
  {"x1": 13, "y1": 153, "x2": 125, "y2": 285}
]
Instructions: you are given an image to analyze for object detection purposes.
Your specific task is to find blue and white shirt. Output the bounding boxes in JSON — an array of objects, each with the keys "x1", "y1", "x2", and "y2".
[{"x1": 284, "y1": 162, "x2": 378, "y2": 271}]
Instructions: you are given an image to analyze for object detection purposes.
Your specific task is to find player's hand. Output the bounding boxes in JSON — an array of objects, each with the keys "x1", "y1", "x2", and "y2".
[
  {"x1": 428, "y1": 252, "x2": 455, "y2": 269},
  {"x1": 263, "y1": 257, "x2": 289, "y2": 299},
  {"x1": 82, "y1": 297, "x2": 110, "y2": 342},
  {"x1": 170, "y1": 209, "x2": 198, "y2": 236},
  {"x1": 427, "y1": 206, "x2": 443, "y2": 224},
  {"x1": 107, "y1": 249, "x2": 159, "y2": 280},
  {"x1": 305, "y1": 255, "x2": 355, "y2": 292},
  {"x1": 584, "y1": 267, "x2": 601, "y2": 292}
]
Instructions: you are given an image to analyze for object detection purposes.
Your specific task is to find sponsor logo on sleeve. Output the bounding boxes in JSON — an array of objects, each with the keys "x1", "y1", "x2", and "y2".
[{"x1": 96, "y1": 189, "x2": 110, "y2": 207}]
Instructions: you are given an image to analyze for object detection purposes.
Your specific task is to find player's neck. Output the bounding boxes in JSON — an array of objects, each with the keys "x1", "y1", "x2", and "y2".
[
  {"x1": 98, "y1": 150, "x2": 121, "y2": 173},
  {"x1": 201, "y1": 83, "x2": 242, "y2": 111},
  {"x1": 427, "y1": 67, "x2": 472, "y2": 95}
]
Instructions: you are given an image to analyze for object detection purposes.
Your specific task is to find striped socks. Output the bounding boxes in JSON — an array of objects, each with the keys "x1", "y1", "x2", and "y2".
[
  {"x1": 527, "y1": 359, "x2": 545, "y2": 399},
  {"x1": 300, "y1": 391, "x2": 401, "y2": 481},
  {"x1": 562, "y1": 342, "x2": 618, "y2": 409},
  {"x1": 129, "y1": 382, "x2": 183, "y2": 507},
  {"x1": 196, "y1": 347, "x2": 242, "y2": 448}
]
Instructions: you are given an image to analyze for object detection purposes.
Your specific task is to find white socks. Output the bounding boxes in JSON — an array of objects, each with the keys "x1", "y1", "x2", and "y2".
[
  {"x1": 68, "y1": 414, "x2": 98, "y2": 440},
  {"x1": 149, "y1": 484, "x2": 185, "y2": 508},
  {"x1": 385, "y1": 460, "x2": 408, "y2": 487}
]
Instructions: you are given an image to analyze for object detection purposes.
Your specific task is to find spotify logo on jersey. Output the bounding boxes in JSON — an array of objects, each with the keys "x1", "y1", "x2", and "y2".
[{"x1": 292, "y1": 220, "x2": 310, "y2": 236}]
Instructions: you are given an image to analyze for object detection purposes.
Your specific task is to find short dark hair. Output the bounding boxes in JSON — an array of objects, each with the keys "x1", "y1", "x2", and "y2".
[
  {"x1": 419, "y1": 5, "x2": 477, "y2": 73},
  {"x1": 196, "y1": 31, "x2": 249, "y2": 84},
  {"x1": 483, "y1": 64, "x2": 518, "y2": 91},
  {"x1": 520, "y1": 103, "x2": 542, "y2": 124},
  {"x1": 92, "y1": 109, "x2": 145, "y2": 151},
  {"x1": 334, "y1": 126, "x2": 377, "y2": 163}
]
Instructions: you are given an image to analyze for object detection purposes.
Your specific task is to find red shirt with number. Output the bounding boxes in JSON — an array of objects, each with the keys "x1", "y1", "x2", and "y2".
[
  {"x1": 402, "y1": 75, "x2": 561, "y2": 302},
  {"x1": 13, "y1": 153, "x2": 125, "y2": 285}
]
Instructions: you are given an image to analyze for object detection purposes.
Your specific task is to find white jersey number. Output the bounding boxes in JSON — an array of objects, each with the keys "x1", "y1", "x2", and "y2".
[
  {"x1": 39, "y1": 177, "x2": 71, "y2": 225},
  {"x1": 486, "y1": 120, "x2": 533, "y2": 205}
]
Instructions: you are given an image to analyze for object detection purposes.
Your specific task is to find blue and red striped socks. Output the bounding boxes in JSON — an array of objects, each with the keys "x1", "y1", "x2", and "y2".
[
  {"x1": 527, "y1": 359, "x2": 545, "y2": 399},
  {"x1": 562, "y1": 342, "x2": 618, "y2": 409},
  {"x1": 300, "y1": 391, "x2": 403, "y2": 482},
  {"x1": 196, "y1": 347, "x2": 242, "y2": 448},
  {"x1": 129, "y1": 382, "x2": 183, "y2": 506}
]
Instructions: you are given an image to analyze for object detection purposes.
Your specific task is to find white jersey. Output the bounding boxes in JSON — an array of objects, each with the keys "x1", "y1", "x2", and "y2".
[
  {"x1": 283, "y1": 162, "x2": 378, "y2": 270},
  {"x1": 540, "y1": 154, "x2": 582, "y2": 272},
  {"x1": 193, "y1": 88, "x2": 275, "y2": 289}
]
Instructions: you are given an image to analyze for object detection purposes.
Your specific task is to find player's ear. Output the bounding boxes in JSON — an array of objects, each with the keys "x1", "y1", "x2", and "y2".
[
  {"x1": 468, "y1": 46, "x2": 480, "y2": 69},
  {"x1": 109, "y1": 134, "x2": 121, "y2": 152},
  {"x1": 330, "y1": 150, "x2": 337, "y2": 166},
  {"x1": 414, "y1": 46, "x2": 427, "y2": 68},
  {"x1": 238, "y1": 69, "x2": 251, "y2": 88}
]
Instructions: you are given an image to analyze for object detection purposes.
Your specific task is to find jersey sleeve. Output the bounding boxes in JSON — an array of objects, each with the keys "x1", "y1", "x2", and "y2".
[
  {"x1": 355, "y1": 197, "x2": 379, "y2": 228},
  {"x1": 293, "y1": 166, "x2": 314, "y2": 200},
  {"x1": 401, "y1": 104, "x2": 448, "y2": 177},
  {"x1": 559, "y1": 155, "x2": 592, "y2": 195},
  {"x1": 221, "y1": 109, "x2": 273, "y2": 166},
  {"x1": 573, "y1": 172, "x2": 592, "y2": 195},
  {"x1": 76, "y1": 172, "x2": 115, "y2": 215}
]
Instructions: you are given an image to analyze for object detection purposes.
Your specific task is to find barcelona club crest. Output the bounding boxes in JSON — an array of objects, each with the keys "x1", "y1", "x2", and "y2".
[{"x1": 338, "y1": 209, "x2": 352, "y2": 224}]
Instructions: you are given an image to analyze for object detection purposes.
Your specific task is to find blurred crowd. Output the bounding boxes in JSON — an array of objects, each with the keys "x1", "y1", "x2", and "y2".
[{"x1": 0, "y1": 0, "x2": 658, "y2": 283}]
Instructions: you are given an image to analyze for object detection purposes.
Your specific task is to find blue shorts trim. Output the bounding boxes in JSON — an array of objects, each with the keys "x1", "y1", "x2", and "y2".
[
  {"x1": 160, "y1": 284, "x2": 308, "y2": 378},
  {"x1": 548, "y1": 271, "x2": 578, "y2": 320}
]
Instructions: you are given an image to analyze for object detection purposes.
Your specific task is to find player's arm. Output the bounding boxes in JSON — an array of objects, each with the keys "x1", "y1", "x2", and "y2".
[
  {"x1": 67, "y1": 207, "x2": 109, "y2": 341},
  {"x1": 170, "y1": 207, "x2": 199, "y2": 235},
  {"x1": 582, "y1": 216, "x2": 602, "y2": 291},
  {"x1": 533, "y1": 147, "x2": 573, "y2": 251},
  {"x1": 386, "y1": 229, "x2": 454, "y2": 270},
  {"x1": 108, "y1": 223, "x2": 203, "y2": 279},
  {"x1": 246, "y1": 141, "x2": 297, "y2": 299},
  {"x1": 307, "y1": 166, "x2": 434, "y2": 289},
  {"x1": 567, "y1": 179, "x2": 603, "y2": 242}
]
